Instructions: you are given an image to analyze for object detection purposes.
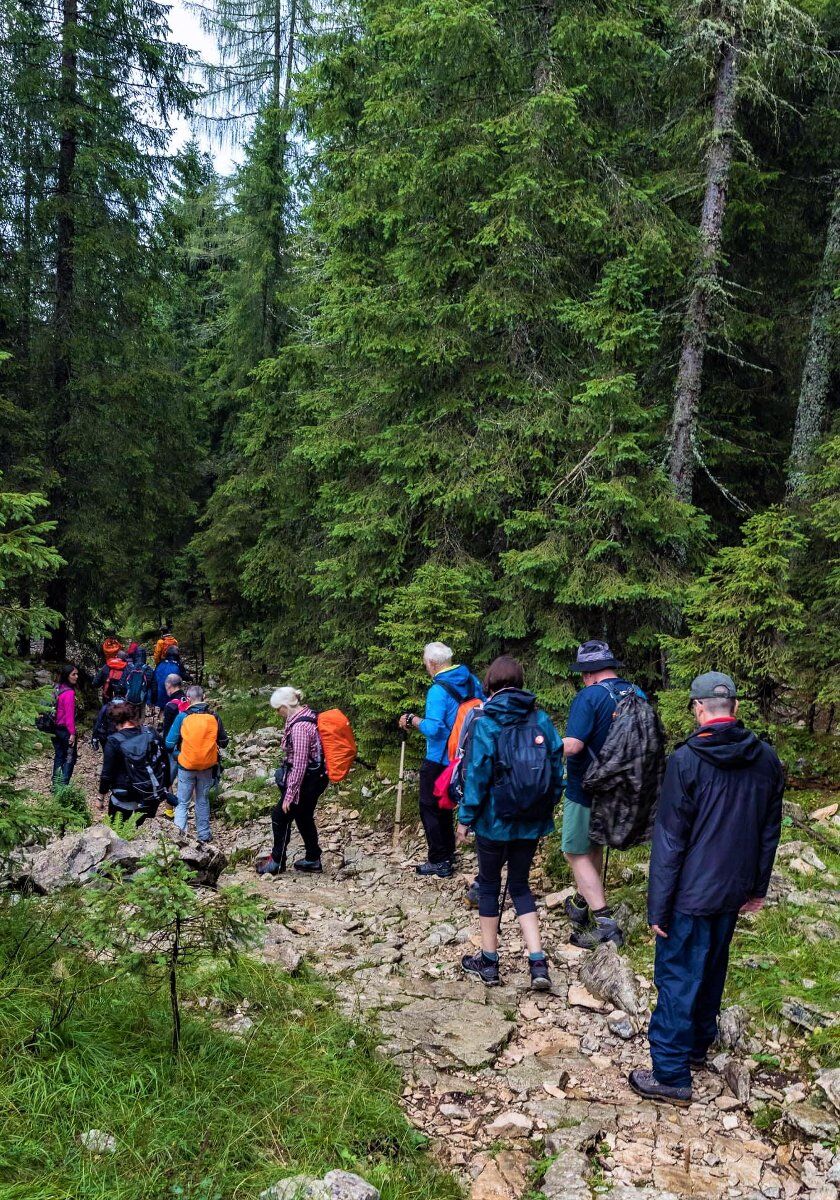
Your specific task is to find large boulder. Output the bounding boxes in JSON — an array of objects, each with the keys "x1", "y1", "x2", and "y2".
[{"x1": 15, "y1": 823, "x2": 227, "y2": 892}]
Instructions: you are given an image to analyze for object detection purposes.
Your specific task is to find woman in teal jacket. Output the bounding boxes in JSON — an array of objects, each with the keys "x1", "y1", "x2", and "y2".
[{"x1": 457, "y1": 655, "x2": 563, "y2": 990}]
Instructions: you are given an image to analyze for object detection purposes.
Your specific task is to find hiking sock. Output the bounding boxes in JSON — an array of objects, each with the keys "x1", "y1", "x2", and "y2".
[
  {"x1": 482, "y1": 950, "x2": 499, "y2": 963},
  {"x1": 572, "y1": 893, "x2": 587, "y2": 909},
  {"x1": 528, "y1": 951, "x2": 546, "y2": 962},
  {"x1": 593, "y1": 905, "x2": 613, "y2": 919}
]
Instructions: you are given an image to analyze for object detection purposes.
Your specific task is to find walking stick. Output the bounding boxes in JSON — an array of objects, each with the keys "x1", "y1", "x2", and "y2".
[
  {"x1": 602, "y1": 845, "x2": 611, "y2": 887},
  {"x1": 392, "y1": 730, "x2": 407, "y2": 855},
  {"x1": 498, "y1": 874, "x2": 509, "y2": 933}
]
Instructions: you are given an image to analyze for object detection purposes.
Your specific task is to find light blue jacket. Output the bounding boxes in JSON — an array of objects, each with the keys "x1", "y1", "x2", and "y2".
[{"x1": 419, "y1": 664, "x2": 484, "y2": 764}]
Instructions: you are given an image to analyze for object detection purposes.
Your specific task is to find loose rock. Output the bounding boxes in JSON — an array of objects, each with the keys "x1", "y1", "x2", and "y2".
[{"x1": 579, "y1": 941, "x2": 640, "y2": 1016}]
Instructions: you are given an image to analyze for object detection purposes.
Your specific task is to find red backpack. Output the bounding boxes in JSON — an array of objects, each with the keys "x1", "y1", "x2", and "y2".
[{"x1": 102, "y1": 657, "x2": 127, "y2": 700}]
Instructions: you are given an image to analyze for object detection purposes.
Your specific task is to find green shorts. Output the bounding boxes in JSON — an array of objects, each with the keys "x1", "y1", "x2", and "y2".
[{"x1": 561, "y1": 798, "x2": 592, "y2": 856}]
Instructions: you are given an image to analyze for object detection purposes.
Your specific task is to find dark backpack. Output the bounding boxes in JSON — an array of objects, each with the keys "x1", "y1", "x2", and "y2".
[
  {"x1": 123, "y1": 662, "x2": 152, "y2": 704},
  {"x1": 582, "y1": 680, "x2": 666, "y2": 850},
  {"x1": 116, "y1": 726, "x2": 169, "y2": 809},
  {"x1": 491, "y1": 711, "x2": 555, "y2": 821},
  {"x1": 35, "y1": 687, "x2": 59, "y2": 735}
]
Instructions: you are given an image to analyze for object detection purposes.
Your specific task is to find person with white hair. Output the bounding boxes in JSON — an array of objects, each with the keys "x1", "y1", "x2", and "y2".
[
  {"x1": 399, "y1": 641, "x2": 484, "y2": 877},
  {"x1": 257, "y1": 686, "x2": 329, "y2": 875}
]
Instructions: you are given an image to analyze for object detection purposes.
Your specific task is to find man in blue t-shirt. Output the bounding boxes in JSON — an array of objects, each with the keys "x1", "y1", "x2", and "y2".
[{"x1": 562, "y1": 639, "x2": 639, "y2": 949}]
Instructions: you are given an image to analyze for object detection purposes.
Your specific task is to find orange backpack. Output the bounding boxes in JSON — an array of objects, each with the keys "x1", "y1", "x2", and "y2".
[
  {"x1": 102, "y1": 637, "x2": 122, "y2": 658},
  {"x1": 314, "y1": 709, "x2": 357, "y2": 782},
  {"x1": 178, "y1": 711, "x2": 219, "y2": 771},
  {"x1": 102, "y1": 656, "x2": 127, "y2": 699},
  {"x1": 154, "y1": 635, "x2": 178, "y2": 666}
]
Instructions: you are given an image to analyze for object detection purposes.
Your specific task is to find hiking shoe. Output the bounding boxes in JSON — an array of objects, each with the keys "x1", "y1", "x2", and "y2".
[
  {"x1": 416, "y1": 860, "x2": 454, "y2": 878},
  {"x1": 570, "y1": 914, "x2": 624, "y2": 949},
  {"x1": 564, "y1": 893, "x2": 590, "y2": 929},
  {"x1": 256, "y1": 856, "x2": 285, "y2": 876},
  {"x1": 161, "y1": 804, "x2": 175, "y2": 821},
  {"x1": 461, "y1": 951, "x2": 500, "y2": 987},
  {"x1": 628, "y1": 1068, "x2": 692, "y2": 1108},
  {"x1": 293, "y1": 857, "x2": 323, "y2": 873},
  {"x1": 529, "y1": 957, "x2": 552, "y2": 991},
  {"x1": 465, "y1": 879, "x2": 480, "y2": 909}
]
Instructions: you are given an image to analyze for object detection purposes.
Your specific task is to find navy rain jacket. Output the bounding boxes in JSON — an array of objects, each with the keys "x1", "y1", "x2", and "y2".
[{"x1": 648, "y1": 720, "x2": 784, "y2": 928}]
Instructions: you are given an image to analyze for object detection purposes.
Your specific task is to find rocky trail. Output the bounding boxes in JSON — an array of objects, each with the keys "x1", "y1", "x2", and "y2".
[{"x1": 17, "y1": 723, "x2": 840, "y2": 1200}]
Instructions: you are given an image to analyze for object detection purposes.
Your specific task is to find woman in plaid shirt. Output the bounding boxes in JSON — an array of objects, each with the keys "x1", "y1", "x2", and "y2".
[{"x1": 257, "y1": 687, "x2": 329, "y2": 875}]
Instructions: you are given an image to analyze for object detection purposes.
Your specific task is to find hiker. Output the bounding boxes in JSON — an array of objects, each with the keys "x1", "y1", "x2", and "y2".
[
  {"x1": 92, "y1": 648, "x2": 129, "y2": 701},
  {"x1": 98, "y1": 701, "x2": 172, "y2": 823},
  {"x1": 398, "y1": 642, "x2": 484, "y2": 878},
  {"x1": 52, "y1": 664, "x2": 79, "y2": 788},
  {"x1": 166, "y1": 685, "x2": 228, "y2": 843},
  {"x1": 153, "y1": 627, "x2": 178, "y2": 666},
  {"x1": 126, "y1": 639, "x2": 148, "y2": 665},
  {"x1": 257, "y1": 687, "x2": 329, "y2": 875},
  {"x1": 456, "y1": 655, "x2": 563, "y2": 990},
  {"x1": 561, "y1": 640, "x2": 642, "y2": 948},
  {"x1": 121, "y1": 654, "x2": 154, "y2": 720},
  {"x1": 154, "y1": 645, "x2": 187, "y2": 712},
  {"x1": 91, "y1": 696, "x2": 124, "y2": 750},
  {"x1": 160, "y1": 674, "x2": 187, "y2": 819},
  {"x1": 629, "y1": 672, "x2": 784, "y2": 1107}
]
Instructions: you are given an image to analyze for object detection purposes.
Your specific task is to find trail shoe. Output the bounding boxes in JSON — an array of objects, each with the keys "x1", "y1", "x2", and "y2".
[
  {"x1": 461, "y1": 951, "x2": 500, "y2": 987},
  {"x1": 293, "y1": 857, "x2": 323, "y2": 873},
  {"x1": 465, "y1": 879, "x2": 480, "y2": 909},
  {"x1": 256, "y1": 856, "x2": 285, "y2": 876},
  {"x1": 629, "y1": 1068, "x2": 692, "y2": 1108},
  {"x1": 160, "y1": 803, "x2": 175, "y2": 821},
  {"x1": 570, "y1": 914, "x2": 625, "y2": 949},
  {"x1": 564, "y1": 892, "x2": 590, "y2": 929},
  {"x1": 416, "y1": 860, "x2": 454, "y2": 878},
  {"x1": 529, "y1": 957, "x2": 552, "y2": 991}
]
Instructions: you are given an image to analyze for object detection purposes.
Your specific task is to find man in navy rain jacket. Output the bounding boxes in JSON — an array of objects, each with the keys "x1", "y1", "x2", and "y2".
[
  {"x1": 399, "y1": 641, "x2": 484, "y2": 878},
  {"x1": 629, "y1": 672, "x2": 784, "y2": 1107}
]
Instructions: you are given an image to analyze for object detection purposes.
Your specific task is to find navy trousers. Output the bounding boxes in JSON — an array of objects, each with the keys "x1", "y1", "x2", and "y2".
[{"x1": 648, "y1": 909, "x2": 739, "y2": 1088}]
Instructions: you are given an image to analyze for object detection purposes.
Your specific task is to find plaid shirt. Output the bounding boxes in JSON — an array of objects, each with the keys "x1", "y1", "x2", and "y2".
[{"x1": 282, "y1": 707, "x2": 321, "y2": 806}]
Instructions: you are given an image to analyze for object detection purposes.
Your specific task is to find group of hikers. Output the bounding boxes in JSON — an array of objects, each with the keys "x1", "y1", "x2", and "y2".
[{"x1": 42, "y1": 632, "x2": 785, "y2": 1109}]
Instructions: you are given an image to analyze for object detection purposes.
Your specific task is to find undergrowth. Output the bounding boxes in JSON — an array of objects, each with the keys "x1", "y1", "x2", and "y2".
[{"x1": 0, "y1": 896, "x2": 461, "y2": 1200}]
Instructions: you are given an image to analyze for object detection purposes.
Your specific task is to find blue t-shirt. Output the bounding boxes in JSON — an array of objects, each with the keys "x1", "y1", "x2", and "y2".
[{"x1": 564, "y1": 678, "x2": 640, "y2": 807}]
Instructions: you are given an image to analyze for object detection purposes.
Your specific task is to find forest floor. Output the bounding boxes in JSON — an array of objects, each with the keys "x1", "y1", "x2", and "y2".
[{"x1": 15, "y1": 707, "x2": 840, "y2": 1200}]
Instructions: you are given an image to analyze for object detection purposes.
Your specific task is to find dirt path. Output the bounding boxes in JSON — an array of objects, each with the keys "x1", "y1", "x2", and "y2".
[{"x1": 21, "y1": 731, "x2": 834, "y2": 1200}]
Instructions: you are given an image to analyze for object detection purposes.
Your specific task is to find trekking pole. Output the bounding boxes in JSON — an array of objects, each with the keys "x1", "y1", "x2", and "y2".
[
  {"x1": 392, "y1": 729, "x2": 407, "y2": 856},
  {"x1": 602, "y1": 846, "x2": 610, "y2": 887},
  {"x1": 498, "y1": 874, "x2": 509, "y2": 934}
]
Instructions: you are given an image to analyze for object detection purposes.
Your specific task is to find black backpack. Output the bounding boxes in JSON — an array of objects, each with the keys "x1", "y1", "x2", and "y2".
[
  {"x1": 116, "y1": 727, "x2": 169, "y2": 809},
  {"x1": 583, "y1": 680, "x2": 665, "y2": 850},
  {"x1": 123, "y1": 663, "x2": 151, "y2": 704},
  {"x1": 491, "y1": 712, "x2": 555, "y2": 821}
]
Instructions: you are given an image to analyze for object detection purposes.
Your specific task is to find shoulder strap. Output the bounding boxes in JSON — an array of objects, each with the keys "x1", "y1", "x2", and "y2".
[
  {"x1": 597, "y1": 679, "x2": 634, "y2": 702},
  {"x1": 435, "y1": 677, "x2": 474, "y2": 704}
]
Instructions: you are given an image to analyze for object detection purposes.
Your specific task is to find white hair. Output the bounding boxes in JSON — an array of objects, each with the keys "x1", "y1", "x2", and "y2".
[
  {"x1": 165, "y1": 674, "x2": 182, "y2": 688},
  {"x1": 270, "y1": 686, "x2": 304, "y2": 711},
  {"x1": 186, "y1": 685, "x2": 205, "y2": 702},
  {"x1": 423, "y1": 642, "x2": 453, "y2": 668}
]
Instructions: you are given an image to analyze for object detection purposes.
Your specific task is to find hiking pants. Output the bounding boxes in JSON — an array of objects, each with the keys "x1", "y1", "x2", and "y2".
[
  {"x1": 271, "y1": 771, "x2": 328, "y2": 865},
  {"x1": 648, "y1": 909, "x2": 739, "y2": 1089},
  {"x1": 419, "y1": 758, "x2": 453, "y2": 863},
  {"x1": 51, "y1": 729, "x2": 77, "y2": 789},
  {"x1": 475, "y1": 836, "x2": 539, "y2": 918},
  {"x1": 176, "y1": 768, "x2": 214, "y2": 842}
]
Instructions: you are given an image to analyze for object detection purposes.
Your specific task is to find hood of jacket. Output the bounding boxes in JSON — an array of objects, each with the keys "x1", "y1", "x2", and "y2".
[
  {"x1": 431, "y1": 663, "x2": 478, "y2": 698},
  {"x1": 483, "y1": 688, "x2": 538, "y2": 725},
  {"x1": 164, "y1": 649, "x2": 181, "y2": 662},
  {"x1": 685, "y1": 720, "x2": 765, "y2": 768}
]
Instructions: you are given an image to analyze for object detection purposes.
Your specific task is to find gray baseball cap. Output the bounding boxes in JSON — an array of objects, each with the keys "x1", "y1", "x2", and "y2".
[{"x1": 689, "y1": 671, "x2": 738, "y2": 701}]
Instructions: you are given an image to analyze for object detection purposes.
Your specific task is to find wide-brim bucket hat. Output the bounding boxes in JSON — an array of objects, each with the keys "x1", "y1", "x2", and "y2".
[{"x1": 570, "y1": 639, "x2": 623, "y2": 672}]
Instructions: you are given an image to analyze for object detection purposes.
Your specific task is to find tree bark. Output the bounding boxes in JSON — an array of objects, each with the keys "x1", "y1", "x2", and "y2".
[
  {"x1": 668, "y1": 39, "x2": 739, "y2": 504},
  {"x1": 169, "y1": 915, "x2": 181, "y2": 1055},
  {"x1": 786, "y1": 178, "x2": 840, "y2": 500},
  {"x1": 262, "y1": 0, "x2": 298, "y2": 352}
]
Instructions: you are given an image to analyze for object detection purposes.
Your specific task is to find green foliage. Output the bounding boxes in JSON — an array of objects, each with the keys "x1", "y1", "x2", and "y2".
[{"x1": 0, "y1": 895, "x2": 460, "y2": 1199}]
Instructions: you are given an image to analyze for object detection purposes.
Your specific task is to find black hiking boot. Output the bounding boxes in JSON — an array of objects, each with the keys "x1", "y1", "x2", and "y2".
[
  {"x1": 465, "y1": 878, "x2": 480, "y2": 909},
  {"x1": 256, "y1": 856, "x2": 285, "y2": 876},
  {"x1": 293, "y1": 857, "x2": 323, "y2": 873},
  {"x1": 529, "y1": 957, "x2": 552, "y2": 992},
  {"x1": 415, "y1": 860, "x2": 454, "y2": 878},
  {"x1": 564, "y1": 892, "x2": 590, "y2": 929},
  {"x1": 628, "y1": 1068, "x2": 692, "y2": 1108},
  {"x1": 570, "y1": 913, "x2": 624, "y2": 949},
  {"x1": 461, "y1": 951, "x2": 500, "y2": 987}
]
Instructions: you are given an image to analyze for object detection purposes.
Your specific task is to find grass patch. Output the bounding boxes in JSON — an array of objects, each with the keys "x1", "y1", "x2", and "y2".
[
  {"x1": 0, "y1": 897, "x2": 461, "y2": 1200},
  {"x1": 215, "y1": 692, "x2": 282, "y2": 737}
]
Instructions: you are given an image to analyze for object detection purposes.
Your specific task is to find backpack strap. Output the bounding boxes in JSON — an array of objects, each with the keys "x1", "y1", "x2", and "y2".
[
  {"x1": 434, "y1": 677, "x2": 475, "y2": 704},
  {"x1": 597, "y1": 679, "x2": 635, "y2": 704}
]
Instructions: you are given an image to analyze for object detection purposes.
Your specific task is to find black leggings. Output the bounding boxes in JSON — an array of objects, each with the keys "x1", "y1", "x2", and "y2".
[
  {"x1": 475, "y1": 835, "x2": 539, "y2": 918},
  {"x1": 271, "y1": 770, "x2": 328, "y2": 865}
]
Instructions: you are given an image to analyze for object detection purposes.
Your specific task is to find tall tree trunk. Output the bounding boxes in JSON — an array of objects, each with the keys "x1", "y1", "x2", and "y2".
[
  {"x1": 271, "y1": 0, "x2": 282, "y2": 108},
  {"x1": 786, "y1": 178, "x2": 840, "y2": 500},
  {"x1": 668, "y1": 39, "x2": 739, "y2": 503},
  {"x1": 44, "y1": 0, "x2": 78, "y2": 663},
  {"x1": 261, "y1": 0, "x2": 298, "y2": 353}
]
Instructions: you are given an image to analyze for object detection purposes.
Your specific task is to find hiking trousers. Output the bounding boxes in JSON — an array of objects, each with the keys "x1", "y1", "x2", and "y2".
[
  {"x1": 271, "y1": 771, "x2": 328, "y2": 865},
  {"x1": 648, "y1": 909, "x2": 739, "y2": 1089},
  {"x1": 176, "y1": 767, "x2": 214, "y2": 842},
  {"x1": 419, "y1": 758, "x2": 453, "y2": 863},
  {"x1": 475, "y1": 836, "x2": 539, "y2": 918},
  {"x1": 51, "y1": 729, "x2": 77, "y2": 789}
]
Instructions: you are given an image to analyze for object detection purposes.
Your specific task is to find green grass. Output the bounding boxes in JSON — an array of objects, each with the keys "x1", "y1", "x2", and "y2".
[
  {"x1": 0, "y1": 897, "x2": 461, "y2": 1200},
  {"x1": 215, "y1": 692, "x2": 283, "y2": 737}
]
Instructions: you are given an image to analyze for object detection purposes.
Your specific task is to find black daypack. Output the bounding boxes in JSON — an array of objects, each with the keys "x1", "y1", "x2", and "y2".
[
  {"x1": 123, "y1": 663, "x2": 151, "y2": 705},
  {"x1": 116, "y1": 726, "x2": 169, "y2": 811},
  {"x1": 582, "y1": 680, "x2": 665, "y2": 850},
  {"x1": 491, "y1": 712, "x2": 555, "y2": 822}
]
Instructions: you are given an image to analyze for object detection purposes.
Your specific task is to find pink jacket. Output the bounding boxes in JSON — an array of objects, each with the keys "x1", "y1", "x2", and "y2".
[{"x1": 55, "y1": 686, "x2": 76, "y2": 737}]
